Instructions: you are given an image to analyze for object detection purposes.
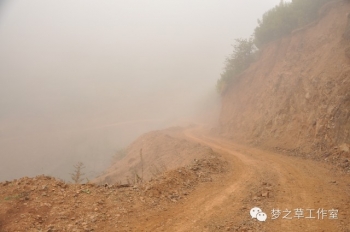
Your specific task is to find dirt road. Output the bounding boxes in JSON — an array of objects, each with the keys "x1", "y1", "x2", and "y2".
[
  {"x1": 1, "y1": 127, "x2": 349, "y2": 231},
  {"x1": 135, "y1": 127, "x2": 350, "y2": 232}
]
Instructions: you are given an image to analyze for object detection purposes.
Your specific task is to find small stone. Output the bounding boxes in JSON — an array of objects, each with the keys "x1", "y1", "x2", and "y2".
[
  {"x1": 340, "y1": 143, "x2": 349, "y2": 153},
  {"x1": 261, "y1": 192, "x2": 269, "y2": 197},
  {"x1": 305, "y1": 92, "x2": 310, "y2": 99}
]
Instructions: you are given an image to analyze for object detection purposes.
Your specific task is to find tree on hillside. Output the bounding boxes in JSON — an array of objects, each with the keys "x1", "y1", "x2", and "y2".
[
  {"x1": 254, "y1": 0, "x2": 331, "y2": 48},
  {"x1": 254, "y1": 1, "x2": 297, "y2": 48},
  {"x1": 70, "y1": 162, "x2": 85, "y2": 184},
  {"x1": 217, "y1": 0, "x2": 331, "y2": 93},
  {"x1": 217, "y1": 38, "x2": 256, "y2": 93}
]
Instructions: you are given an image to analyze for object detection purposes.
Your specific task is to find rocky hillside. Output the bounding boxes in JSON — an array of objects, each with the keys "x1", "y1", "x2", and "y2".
[
  {"x1": 94, "y1": 127, "x2": 216, "y2": 184},
  {"x1": 219, "y1": 0, "x2": 350, "y2": 168},
  {"x1": 0, "y1": 155, "x2": 227, "y2": 232}
]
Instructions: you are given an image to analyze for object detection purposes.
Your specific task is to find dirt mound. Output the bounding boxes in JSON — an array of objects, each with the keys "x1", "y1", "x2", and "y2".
[
  {"x1": 94, "y1": 127, "x2": 215, "y2": 184},
  {"x1": 1, "y1": 127, "x2": 349, "y2": 231},
  {"x1": 0, "y1": 155, "x2": 228, "y2": 232},
  {"x1": 219, "y1": 0, "x2": 350, "y2": 170}
]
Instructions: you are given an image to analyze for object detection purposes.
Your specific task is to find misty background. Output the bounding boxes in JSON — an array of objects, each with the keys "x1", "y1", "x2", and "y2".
[{"x1": 0, "y1": 0, "x2": 281, "y2": 181}]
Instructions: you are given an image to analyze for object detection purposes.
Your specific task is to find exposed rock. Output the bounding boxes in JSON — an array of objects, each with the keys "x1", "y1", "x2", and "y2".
[
  {"x1": 0, "y1": 154, "x2": 227, "y2": 231},
  {"x1": 340, "y1": 143, "x2": 349, "y2": 153},
  {"x1": 261, "y1": 191, "x2": 269, "y2": 198}
]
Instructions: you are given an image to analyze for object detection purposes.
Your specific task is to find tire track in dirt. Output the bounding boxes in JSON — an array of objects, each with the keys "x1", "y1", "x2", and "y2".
[
  {"x1": 137, "y1": 129, "x2": 265, "y2": 231},
  {"x1": 135, "y1": 127, "x2": 350, "y2": 231},
  {"x1": 184, "y1": 128, "x2": 350, "y2": 232}
]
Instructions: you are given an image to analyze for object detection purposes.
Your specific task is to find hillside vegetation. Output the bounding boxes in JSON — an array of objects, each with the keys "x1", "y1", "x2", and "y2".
[
  {"x1": 217, "y1": 0, "x2": 332, "y2": 93},
  {"x1": 219, "y1": 0, "x2": 350, "y2": 168}
]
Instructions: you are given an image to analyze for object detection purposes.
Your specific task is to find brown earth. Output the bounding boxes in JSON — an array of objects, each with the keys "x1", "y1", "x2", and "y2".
[
  {"x1": 94, "y1": 126, "x2": 215, "y2": 185},
  {"x1": 2, "y1": 1, "x2": 350, "y2": 232},
  {"x1": 219, "y1": 0, "x2": 350, "y2": 168},
  {"x1": 1, "y1": 127, "x2": 350, "y2": 232}
]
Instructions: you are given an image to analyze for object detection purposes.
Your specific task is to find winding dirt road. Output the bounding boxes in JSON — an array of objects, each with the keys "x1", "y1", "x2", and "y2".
[{"x1": 134, "y1": 128, "x2": 350, "y2": 232}]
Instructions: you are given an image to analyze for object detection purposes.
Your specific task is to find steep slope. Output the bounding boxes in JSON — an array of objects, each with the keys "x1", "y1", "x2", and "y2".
[
  {"x1": 2, "y1": 128, "x2": 349, "y2": 231},
  {"x1": 94, "y1": 127, "x2": 216, "y2": 184},
  {"x1": 0, "y1": 153, "x2": 227, "y2": 232},
  {"x1": 220, "y1": 0, "x2": 350, "y2": 166}
]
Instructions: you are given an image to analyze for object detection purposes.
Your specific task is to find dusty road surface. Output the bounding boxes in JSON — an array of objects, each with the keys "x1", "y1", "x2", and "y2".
[
  {"x1": 132, "y1": 127, "x2": 350, "y2": 232},
  {"x1": 1, "y1": 127, "x2": 349, "y2": 232}
]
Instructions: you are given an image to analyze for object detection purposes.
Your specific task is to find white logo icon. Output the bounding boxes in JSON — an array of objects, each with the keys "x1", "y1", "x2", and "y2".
[
  {"x1": 256, "y1": 212, "x2": 268, "y2": 222},
  {"x1": 250, "y1": 207, "x2": 267, "y2": 222},
  {"x1": 250, "y1": 207, "x2": 262, "y2": 219}
]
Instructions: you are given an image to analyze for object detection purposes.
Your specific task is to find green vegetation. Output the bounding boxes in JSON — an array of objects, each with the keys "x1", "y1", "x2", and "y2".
[
  {"x1": 4, "y1": 195, "x2": 20, "y2": 201},
  {"x1": 81, "y1": 189, "x2": 91, "y2": 194},
  {"x1": 217, "y1": 0, "x2": 331, "y2": 94},
  {"x1": 216, "y1": 38, "x2": 256, "y2": 93},
  {"x1": 254, "y1": 0, "x2": 330, "y2": 48},
  {"x1": 4, "y1": 192, "x2": 28, "y2": 201}
]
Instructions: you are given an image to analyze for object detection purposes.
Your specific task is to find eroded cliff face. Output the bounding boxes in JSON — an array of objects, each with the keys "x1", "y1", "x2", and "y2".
[{"x1": 220, "y1": 1, "x2": 350, "y2": 159}]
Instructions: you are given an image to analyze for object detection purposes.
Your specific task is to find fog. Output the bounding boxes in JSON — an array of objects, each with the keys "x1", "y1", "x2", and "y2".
[{"x1": 0, "y1": 0, "x2": 281, "y2": 181}]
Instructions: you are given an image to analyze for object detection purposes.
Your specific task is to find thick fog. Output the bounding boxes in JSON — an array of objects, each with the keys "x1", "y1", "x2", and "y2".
[{"x1": 0, "y1": 0, "x2": 281, "y2": 181}]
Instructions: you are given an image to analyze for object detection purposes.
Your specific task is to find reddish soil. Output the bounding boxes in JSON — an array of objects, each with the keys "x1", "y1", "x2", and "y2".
[
  {"x1": 1, "y1": 127, "x2": 349, "y2": 231},
  {"x1": 220, "y1": 0, "x2": 350, "y2": 167},
  {"x1": 1, "y1": 2, "x2": 350, "y2": 232},
  {"x1": 94, "y1": 127, "x2": 215, "y2": 184}
]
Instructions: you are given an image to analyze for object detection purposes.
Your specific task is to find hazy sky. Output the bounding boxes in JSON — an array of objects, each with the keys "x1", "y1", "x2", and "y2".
[{"x1": 0, "y1": 0, "x2": 281, "y2": 181}]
